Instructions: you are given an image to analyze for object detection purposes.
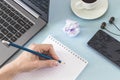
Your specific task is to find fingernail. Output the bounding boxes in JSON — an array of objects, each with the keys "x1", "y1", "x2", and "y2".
[{"x1": 53, "y1": 61, "x2": 59, "y2": 66}]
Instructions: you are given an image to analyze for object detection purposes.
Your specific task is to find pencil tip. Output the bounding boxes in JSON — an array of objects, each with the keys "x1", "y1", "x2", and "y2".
[
  {"x1": 61, "y1": 62, "x2": 66, "y2": 64},
  {"x1": 57, "y1": 60, "x2": 65, "y2": 64},
  {"x1": 58, "y1": 60, "x2": 62, "y2": 63}
]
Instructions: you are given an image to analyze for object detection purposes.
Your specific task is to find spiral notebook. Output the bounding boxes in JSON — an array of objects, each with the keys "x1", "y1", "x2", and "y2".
[{"x1": 13, "y1": 35, "x2": 88, "y2": 80}]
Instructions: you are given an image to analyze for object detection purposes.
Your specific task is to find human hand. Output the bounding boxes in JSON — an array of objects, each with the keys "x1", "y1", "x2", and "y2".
[
  {"x1": 0, "y1": 44, "x2": 59, "y2": 80},
  {"x1": 13, "y1": 44, "x2": 60, "y2": 73}
]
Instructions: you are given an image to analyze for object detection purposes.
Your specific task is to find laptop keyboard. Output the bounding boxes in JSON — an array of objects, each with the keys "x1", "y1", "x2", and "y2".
[
  {"x1": 0, "y1": 0, "x2": 34, "y2": 42},
  {"x1": 28, "y1": 0, "x2": 49, "y2": 14}
]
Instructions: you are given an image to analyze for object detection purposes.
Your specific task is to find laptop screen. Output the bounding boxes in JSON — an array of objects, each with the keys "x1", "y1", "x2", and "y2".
[{"x1": 21, "y1": 0, "x2": 50, "y2": 22}]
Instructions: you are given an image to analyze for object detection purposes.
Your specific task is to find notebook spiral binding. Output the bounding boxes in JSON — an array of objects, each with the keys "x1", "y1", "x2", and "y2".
[{"x1": 48, "y1": 35, "x2": 88, "y2": 64}]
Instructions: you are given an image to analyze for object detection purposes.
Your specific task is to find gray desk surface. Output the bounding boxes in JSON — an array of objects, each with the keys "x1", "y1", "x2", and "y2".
[{"x1": 10, "y1": 0, "x2": 120, "y2": 80}]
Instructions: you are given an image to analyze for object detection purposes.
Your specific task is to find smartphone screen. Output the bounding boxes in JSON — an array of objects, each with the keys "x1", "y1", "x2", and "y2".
[{"x1": 88, "y1": 30, "x2": 120, "y2": 67}]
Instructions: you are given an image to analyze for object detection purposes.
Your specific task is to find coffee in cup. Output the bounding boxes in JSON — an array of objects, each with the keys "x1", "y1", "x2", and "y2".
[
  {"x1": 82, "y1": 0, "x2": 97, "y2": 3},
  {"x1": 75, "y1": 0, "x2": 101, "y2": 9}
]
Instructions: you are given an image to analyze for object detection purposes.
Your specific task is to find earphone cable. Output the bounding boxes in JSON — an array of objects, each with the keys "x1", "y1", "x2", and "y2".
[
  {"x1": 105, "y1": 28, "x2": 120, "y2": 36},
  {"x1": 113, "y1": 23, "x2": 120, "y2": 31}
]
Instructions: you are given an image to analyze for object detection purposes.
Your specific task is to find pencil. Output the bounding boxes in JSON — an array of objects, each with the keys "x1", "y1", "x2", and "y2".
[{"x1": 2, "y1": 40, "x2": 62, "y2": 63}]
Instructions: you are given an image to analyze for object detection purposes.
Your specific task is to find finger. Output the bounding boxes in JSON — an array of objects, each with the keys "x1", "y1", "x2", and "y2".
[
  {"x1": 37, "y1": 60, "x2": 59, "y2": 68},
  {"x1": 30, "y1": 44, "x2": 60, "y2": 60},
  {"x1": 36, "y1": 44, "x2": 59, "y2": 60},
  {"x1": 47, "y1": 44, "x2": 59, "y2": 60}
]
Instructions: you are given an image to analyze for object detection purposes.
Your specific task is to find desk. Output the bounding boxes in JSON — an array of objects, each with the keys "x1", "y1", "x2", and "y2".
[{"x1": 11, "y1": 0, "x2": 120, "y2": 80}]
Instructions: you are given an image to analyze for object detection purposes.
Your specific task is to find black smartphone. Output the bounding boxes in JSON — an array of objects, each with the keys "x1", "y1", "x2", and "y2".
[{"x1": 88, "y1": 30, "x2": 120, "y2": 67}]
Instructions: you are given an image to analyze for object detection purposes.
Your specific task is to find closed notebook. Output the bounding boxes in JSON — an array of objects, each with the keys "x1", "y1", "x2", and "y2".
[{"x1": 13, "y1": 35, "x2": 88, "y2": 80}]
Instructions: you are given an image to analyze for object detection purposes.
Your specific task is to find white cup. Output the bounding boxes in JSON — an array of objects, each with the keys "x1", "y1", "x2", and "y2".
[{"x1": 75, "y1": 0, "x2": 101, "y2": 9}]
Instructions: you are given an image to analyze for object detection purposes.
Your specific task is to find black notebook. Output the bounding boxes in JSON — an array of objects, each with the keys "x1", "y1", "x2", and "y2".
[{"x1": 88, "y1": 30, "x2": 120, "y2": 67}]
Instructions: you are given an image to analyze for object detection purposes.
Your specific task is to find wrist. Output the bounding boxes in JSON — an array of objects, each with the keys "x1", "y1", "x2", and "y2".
[{"x1": 0, "y1": 61, "x2": 21, "y2": 79}]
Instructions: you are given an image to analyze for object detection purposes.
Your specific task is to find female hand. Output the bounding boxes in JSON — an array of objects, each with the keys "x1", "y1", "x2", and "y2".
[
  {"x1": 0, "y1": 44, "x2": 59, "y2": 80},
  {"x1": 13, "y1": 44, "x2": 60, "y2": 72}
]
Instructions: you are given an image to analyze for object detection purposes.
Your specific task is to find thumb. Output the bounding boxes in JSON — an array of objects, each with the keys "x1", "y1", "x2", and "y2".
[{"x1": 37, "y1": 60, "x2": 59, "y2": 68}]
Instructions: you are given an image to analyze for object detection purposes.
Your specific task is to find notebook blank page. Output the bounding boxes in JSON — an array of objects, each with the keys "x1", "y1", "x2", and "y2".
[{"x1": 13, "y1": 35, "x2": 88, "y2": 80}]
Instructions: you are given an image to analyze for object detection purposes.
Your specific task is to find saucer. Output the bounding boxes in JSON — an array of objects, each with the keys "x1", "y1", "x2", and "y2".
[{"x1": 71, "y1": 0, "x2": 108, "y2": 19}]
